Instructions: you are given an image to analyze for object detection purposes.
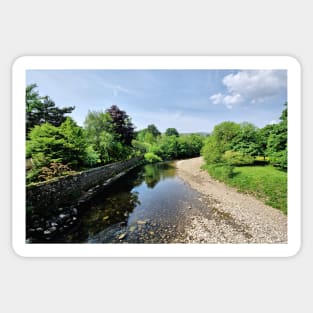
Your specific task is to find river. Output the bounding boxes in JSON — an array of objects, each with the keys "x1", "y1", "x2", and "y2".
[{"x1": 37, "y1": 161, "x2": 213, "y2": 243}]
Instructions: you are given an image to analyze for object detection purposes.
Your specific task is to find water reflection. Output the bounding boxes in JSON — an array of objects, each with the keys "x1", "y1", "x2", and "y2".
[
  {"x1": 43, "y1": 161, "x2": 209, "y2": 243},
  {"x1": 142, "y1": 163, "x2": 176, "y2": 188}
]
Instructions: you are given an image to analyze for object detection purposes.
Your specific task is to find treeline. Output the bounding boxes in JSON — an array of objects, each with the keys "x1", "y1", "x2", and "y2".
[
  {"x1": 26, "y1": 85, "x2": 204, "y2": 183},
  {"x1": 201, "y1": 103, "x2": 287, "y2": 170}
]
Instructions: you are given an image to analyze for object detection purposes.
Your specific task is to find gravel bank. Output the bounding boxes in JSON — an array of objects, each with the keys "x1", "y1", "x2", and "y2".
[{"x1": 176, "y1": 157, "x2": 287, "y2": 243}]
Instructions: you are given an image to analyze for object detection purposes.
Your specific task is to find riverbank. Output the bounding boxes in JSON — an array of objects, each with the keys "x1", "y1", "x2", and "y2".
[{"x1": 175, "y1": 157, "x2": 287, "y2": 243}]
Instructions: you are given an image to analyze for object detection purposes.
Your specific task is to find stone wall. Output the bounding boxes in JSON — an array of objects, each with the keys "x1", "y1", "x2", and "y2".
[{"x1": 26, "y1": 157, "x2": 143, "y2": 213}]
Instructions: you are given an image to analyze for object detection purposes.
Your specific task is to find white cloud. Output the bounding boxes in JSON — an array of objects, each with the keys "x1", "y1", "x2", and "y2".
[
  {"x1": 210, "y1": 92, "x2": 243, "y2": 109},
  {"x1": 210, "y1": 70, "x2": 287, "y2": 109}
]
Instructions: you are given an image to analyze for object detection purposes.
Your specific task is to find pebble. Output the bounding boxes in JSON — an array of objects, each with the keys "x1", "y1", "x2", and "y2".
[
  {"x1": 118, "y1": 233, "x2": 127, "y2": 240},
  {"x1": 137, "y1": 220, "x2": 146, "y2": 225},
  {"x1": 129, "y1": 225, "x2": 136, "y2": 232}
]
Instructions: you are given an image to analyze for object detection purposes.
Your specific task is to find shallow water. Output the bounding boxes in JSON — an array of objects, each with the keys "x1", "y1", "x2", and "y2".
[{"x1": 36, "y1": 162, "x2": 213, "y2": 243}]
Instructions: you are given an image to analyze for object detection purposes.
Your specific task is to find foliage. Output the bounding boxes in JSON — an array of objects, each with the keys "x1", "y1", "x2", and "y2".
[
  {"x1": 202, "y1": 104, "x2": 287, "y2": 171},
  {"x1": 257, "y1": 124, "x2": 276, "y2": 158},
  {"x1": 145, "y1": 133, "x2": 204, "y2": 161},
  {"x1": 268, "y1": 149, "x2": 287, "y2": 169},
  {"x1": 37, "y1": 163, "x2": 75, "y2": 182},
  {"x1": 165, "y1": 127, "x2": 179, "y2": 137},
  {"x1": 84, "y1": 110, "x2": 133, "y2": 164},
  {"x1": 105, "y1": 105, "x2": 135, "y2": 145},
  {"x1": 231, "y1": 122, "x2": 261, "y2": 156},
  {"x1": 146, "y1": 124, "x2": 161, "y2": 137},
  {"x1": 136, "y1": 124, "x2": 161, "y2": 144},
  {"x1": 84, "y1": 146, "x2": 100, "y2": 167},
  {"x1": 26, "y1": 117, "x2": 88, "y2": 182},
  {"x1": 213, "y1": 121, "x2": 241, "y2": 151},
  {"x1": 222, "y1": 150, "x2": 255, "y2": 166},
  {"x1": 132, "y1": 140, "x2": 151, "y2": 153},
  {"x1": 266, "y1": 103, "x2": 287, "y2": 169},
  {"x1": 157, "y1": 135, "x2": 179, "y2": 159},
  {"x1": 144, "y1": 152, "x2": 162, "y2": 163},
  {"x1": 26, "y1": 84, "x2": 74, "y2": 136},
  {"x1": 177, "y1": 134, "x2": 204, "y2": 158},
  {"x1": 201, "y1": 122, "x2": 241, "y2": 164},
  {"x1": 201, "y1": 135, "x2": 222, "y2": 164}
]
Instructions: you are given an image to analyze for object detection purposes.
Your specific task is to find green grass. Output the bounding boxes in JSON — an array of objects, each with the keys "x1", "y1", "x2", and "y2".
[{"x1": 203, "y1": 164, "x2": 287, "y2": 214}]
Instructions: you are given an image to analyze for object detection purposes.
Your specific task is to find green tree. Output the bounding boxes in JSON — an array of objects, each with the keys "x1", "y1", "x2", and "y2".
[
  {"x1": 147, "y1": 124, "x2": 161, "y2": 137},
  {"x1": 231, "y1": 122, "x2": 261, "y2": 156},
  {"x1": 27, "y1": 117, "x2": 86, "y2": 168},
  {"x1": 26, "y1": 117, "x2": 89, "y2": 182},
  {"x1": 26, "y1": 84, "x2": 74, "y2": 135},
  {"x1": 213, "y1": 121, "x2": 240, "y2": 151},
  {"x1": 158, "y1": 135, "x2": 179, "y2": 159},
  {"x1": 165, "y1": 127, "x2": 179, "y2": 137},
  {"x1": 266, "y1": 103, "x2": 287, "y2": 169},
  {"x1": 201, "y1": 135, "x2": 222, "y2": 164},
  {"x1": 177, "y1": 134, "x2": 204, "y2": 158},
  {"x1": 257, "y1": 124, "x2": 276, "y2": 158},
  {"x1": 84, "y1": 110, "x2": 135, "y2": 164}
]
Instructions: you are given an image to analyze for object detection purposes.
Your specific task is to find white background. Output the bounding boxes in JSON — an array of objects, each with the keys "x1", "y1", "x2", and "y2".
[{"x1": 1, "y1": 0, "x2": 311, "y2": 312}]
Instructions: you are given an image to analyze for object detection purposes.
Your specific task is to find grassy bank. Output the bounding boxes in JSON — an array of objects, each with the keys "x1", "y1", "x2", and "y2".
[{"x1": 203, "y1": 164, "x2": 287, "y2": 214}]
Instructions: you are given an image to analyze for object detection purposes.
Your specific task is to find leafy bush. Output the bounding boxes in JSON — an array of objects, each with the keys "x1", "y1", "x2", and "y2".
[
  {"x1": 144, "y1": 152, "x2": 162, "y2": 163},
  {"x1": 201, "y1": 136, "x2": 222, "y2": 164},
  {"x1": 222, "y1": 150, "x2": 254, "y2": 166},
  {"x1": 269, "y1": 150, "x2": 287, "y2": 170},
  {"x1": 204, "y1": 163, "x2": 235, "y2": 180},
  {"x1": 84, "y1": 145, "x2": 100, "y2": 167}
]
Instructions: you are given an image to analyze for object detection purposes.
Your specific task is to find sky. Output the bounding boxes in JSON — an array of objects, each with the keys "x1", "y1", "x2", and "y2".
[{"x1": 26, "y1": 69, "x2": 287, "y2": 133}]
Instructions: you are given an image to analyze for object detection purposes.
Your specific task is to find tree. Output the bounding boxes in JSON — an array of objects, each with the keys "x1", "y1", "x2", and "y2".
[
  {"x1": 26, "y1": 84, "x2": 75, "y2": 135},
  {"x1": 84, "y1": 111, "x2": 113, "y2": 152},
  {"x1": 105, "y1": 105, "x2": 135, "y2": 145},
  {"x1": 165, "y1": 127, "x2": 179, "y2": 137},
  {"x1": 84, "y1": 110, "x2": 127, "y2": 164},
  {"x1": 201, "y1": 135, "x2": 222, "y2": 164},
  {"x1": 84, "y1": 109, "x2": 137, "y2": 164},
  {"x1": 257, "y1": 124, "x2": 276, "y2": 158},
  {"x1": 213, "y1": 121, "x2": 240, "y2": 152},
  {"x1": 26, "y1": 117, "x2": 88, "y2": 182},
  {"x1": 231, "y1": 122, "x2": 261, "y2": 156},
  {"x1": 177, "y1": 134, "x2": 204, "y2": 158},
  {"x1": 266, "y1": 103, "x2": 287, "y2": 169},
  {"x1": 147, "y1": 124, "x2": 161, "y2": 137},
  {"x1": 158, "y1": 135, "x2": 179, "y2": 159}
]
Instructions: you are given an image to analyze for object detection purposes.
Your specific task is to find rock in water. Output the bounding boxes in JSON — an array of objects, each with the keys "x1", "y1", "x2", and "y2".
[
  {"x1": 137, "y1": 220, "x2": 146, "y2": 225},
  {"x1": 118, "y1": 233, "x2": 127, "y2": 240}
]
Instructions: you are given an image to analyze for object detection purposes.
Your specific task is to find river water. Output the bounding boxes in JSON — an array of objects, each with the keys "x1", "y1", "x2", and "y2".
[{"x1": 30, "y1": 162, "x2": 214, "y2": 243}]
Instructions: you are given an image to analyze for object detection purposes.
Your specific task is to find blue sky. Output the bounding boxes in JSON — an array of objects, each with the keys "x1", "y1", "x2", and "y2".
[{"x1": 26, "y1": 69, "x2": 287, "y2": 133}]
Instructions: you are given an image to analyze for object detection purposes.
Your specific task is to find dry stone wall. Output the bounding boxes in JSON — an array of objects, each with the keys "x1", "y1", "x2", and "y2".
[{"x1": 26, "y1": 157, "x2": 143, "y2": 213}]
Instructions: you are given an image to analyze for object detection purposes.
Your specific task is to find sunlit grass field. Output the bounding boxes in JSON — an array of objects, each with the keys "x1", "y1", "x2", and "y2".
[{"x1": 203, "y1": 164, "x2": 287, "y2": 214}]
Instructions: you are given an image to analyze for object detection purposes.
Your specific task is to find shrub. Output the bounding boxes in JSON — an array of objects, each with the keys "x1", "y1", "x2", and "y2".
[
  {"x1": 201, "y1": 136, "x2": 222, "y2": 164},
  {"x1": 269, "y1": 150, "x2": 287, "y2": 170},
  {"x1": 84, "y1": 145, "x2": 100, "y2": 167},
  {"x1": 38, "y1": 163, "x2": 75, "y2": 181},
  {"x1": 222, "y1": 150, "x2": 254, "y2": 166}
]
